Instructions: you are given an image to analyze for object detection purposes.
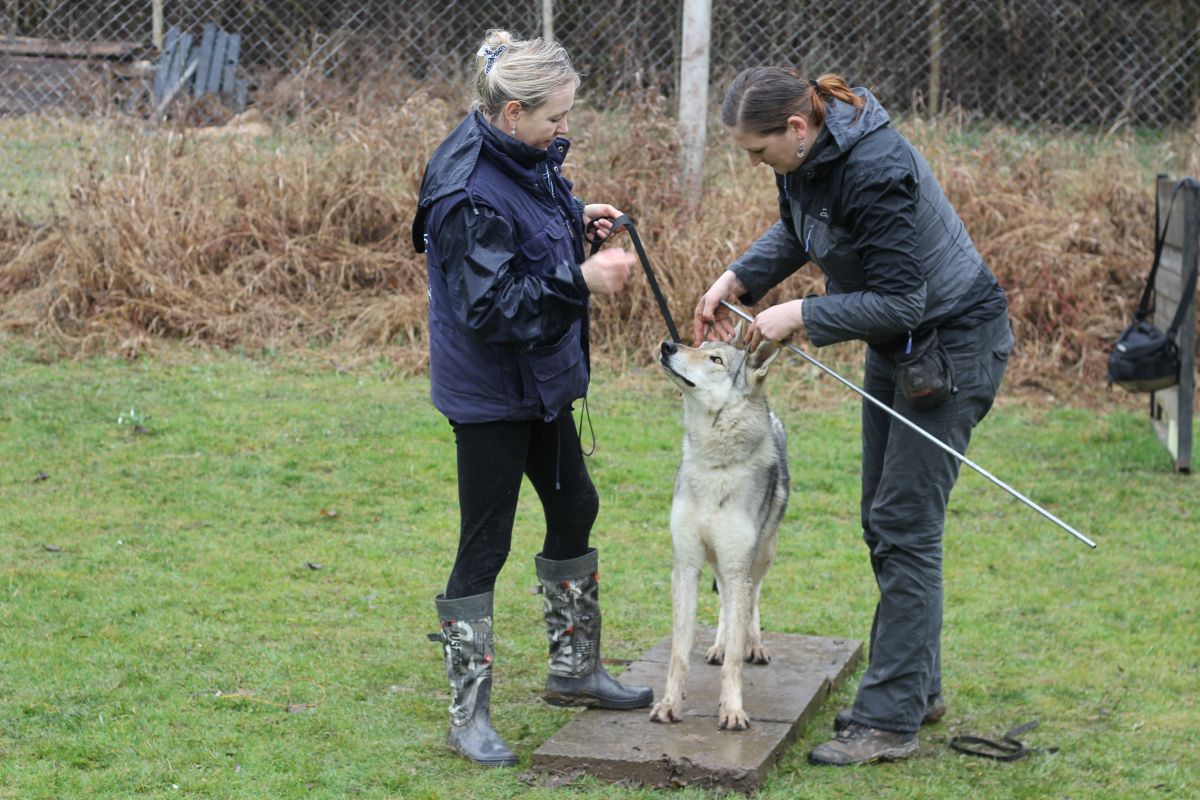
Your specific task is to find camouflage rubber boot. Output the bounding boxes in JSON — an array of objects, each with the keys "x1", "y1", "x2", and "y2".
[
  {"x1": 535, "y1": 549, "x2": 653, "y2": 710},
  {"x1": 429, "y1": 592, "x2": 517, "y2": 767},
  {"x1": 834, "y1": 694, "x2": 947, "y2": 732},
  {"x1": 808, "y1": 722, "x2": 919, "y2": 766}
]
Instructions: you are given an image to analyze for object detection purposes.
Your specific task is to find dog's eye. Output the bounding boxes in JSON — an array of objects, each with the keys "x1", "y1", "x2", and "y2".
[{"x1": 709, "y1": 356, "x2": 724, "y2": 365}]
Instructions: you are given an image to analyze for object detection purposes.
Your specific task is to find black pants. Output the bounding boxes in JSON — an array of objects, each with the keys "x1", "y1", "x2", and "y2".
[
  {"x1": 851, "y1": 312, "x2": 1014, "y2": 732},
  {"x1": 444, "y1": 413, "x2": 598, "y2": 599}
]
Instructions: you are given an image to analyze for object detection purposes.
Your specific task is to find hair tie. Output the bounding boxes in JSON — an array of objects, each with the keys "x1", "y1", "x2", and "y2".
[
  {"x1": 809, "y1": 78, "x2": 820, "y2": 92},
  {"x1": 477, "y1": 43, "x2": 508, "y2": 75}
]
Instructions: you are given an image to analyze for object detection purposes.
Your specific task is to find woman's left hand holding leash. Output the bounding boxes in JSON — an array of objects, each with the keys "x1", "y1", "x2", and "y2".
[
  {"x1": 747, "y1": 299, "x2": 804, "y2": 350},
  {"x1": 584, "y1": 203, "x2": 626, "y2": 243}
]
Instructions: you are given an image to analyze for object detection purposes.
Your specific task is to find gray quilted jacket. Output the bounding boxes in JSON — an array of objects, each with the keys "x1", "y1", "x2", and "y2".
[{"x1": 730, "y1": 89, "x2": 1006, "y2": 348}]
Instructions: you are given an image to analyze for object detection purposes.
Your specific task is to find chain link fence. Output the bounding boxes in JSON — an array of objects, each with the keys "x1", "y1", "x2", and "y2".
[{"x1": 1, "y1": 0, "x2": 1198, "y2": 126}]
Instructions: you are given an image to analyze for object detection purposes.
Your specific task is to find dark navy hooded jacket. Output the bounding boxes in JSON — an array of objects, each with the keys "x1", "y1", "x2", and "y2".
[
  {"x1": 412, "y1": 112, "x2": 591, "y2": 423},
  {"x1": 730, "y1": 89, "x2": 1006, "y2": 348}
]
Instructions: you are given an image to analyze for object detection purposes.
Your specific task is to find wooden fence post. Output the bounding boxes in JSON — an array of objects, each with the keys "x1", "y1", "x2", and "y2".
[
  {"x1": 542, "y1": 0, "x2": 554, "y2": 43},
  {"x1": 152, "y1": 0, "x2": 164, "y2": 50},
  {"x1": 679, "y1": 0, "x2": 712, "y2": 204},
  {"x1": 928, "y1": 0, "x2": 943, "y2": 115}
]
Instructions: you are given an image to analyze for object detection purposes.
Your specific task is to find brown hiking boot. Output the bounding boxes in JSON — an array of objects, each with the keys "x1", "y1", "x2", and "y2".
[
  {"x1": 924, "y1": 694, "x2": 947, "y2": 723},
  {"x1": 834, "y1": 694, "x2": 946, "y2": 732},
  {"x1": 808, "y1": 722, "x2": 919, "y2": 766}
]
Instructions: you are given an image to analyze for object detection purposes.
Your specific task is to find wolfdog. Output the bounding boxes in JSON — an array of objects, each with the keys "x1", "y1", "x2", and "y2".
[{"x1": 649, "y1": 334, "x2": 789, "y2": 731}]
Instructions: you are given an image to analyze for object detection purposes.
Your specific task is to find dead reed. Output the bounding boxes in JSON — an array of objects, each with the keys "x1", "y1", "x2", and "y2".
[{"x1": 1, "y1": 94, "x2": 1196, "y2": 403}]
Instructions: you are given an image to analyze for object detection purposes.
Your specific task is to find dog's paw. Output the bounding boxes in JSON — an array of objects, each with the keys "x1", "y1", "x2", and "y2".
[
  {"x1": 649, "y1": 698, "x2": 685, "y2": 724},
  {"x1": 705, "y1": 643, "x2": 725, "y2": 665},
  {"x1": 718, "y1": 705, "x2": 751, "y2": 731},
  {"x1": 745, "y1": 642, "x2": 771, "y2": 665}
]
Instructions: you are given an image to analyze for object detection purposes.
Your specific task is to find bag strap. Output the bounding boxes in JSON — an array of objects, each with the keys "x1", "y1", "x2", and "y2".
[
  {"x1": 1165, "y1": 216, "x2": 1199, "y2": 340},
  {"x1": 1135, "y1": 179, "x2": 1187, "y2": 322}
]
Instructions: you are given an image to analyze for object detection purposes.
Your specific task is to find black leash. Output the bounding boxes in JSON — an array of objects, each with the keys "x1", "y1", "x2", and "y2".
[
  {"x1": 588, "y1": 214, "x2": 681, "y2": 343},
  {"x1": 949, "y1": 720, "x2": 1057, "y2": 761}
]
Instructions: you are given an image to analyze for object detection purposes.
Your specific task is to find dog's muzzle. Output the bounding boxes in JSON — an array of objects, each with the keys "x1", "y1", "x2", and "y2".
[{"x1": 659, "y1": 341, "x2": 695, "y2": 387}]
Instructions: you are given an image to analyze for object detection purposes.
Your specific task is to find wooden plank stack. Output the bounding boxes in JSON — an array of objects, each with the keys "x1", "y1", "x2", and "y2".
[
  {"x1": 0, "y1": 35, "x2": 141, "y2": 115},
  {"x1": 153, "y1": 24, "x2": 248, "y2": 116}
]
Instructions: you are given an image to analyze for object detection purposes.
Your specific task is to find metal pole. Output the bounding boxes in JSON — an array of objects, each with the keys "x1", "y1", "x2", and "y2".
[{"x1": 719, "y1": 301, "x2": 1097, "y2": 549}]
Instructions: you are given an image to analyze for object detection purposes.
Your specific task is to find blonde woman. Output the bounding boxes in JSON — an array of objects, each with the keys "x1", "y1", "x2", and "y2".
[{"x1": 412, "y1": 29, "x2": 650, "y2": 767}]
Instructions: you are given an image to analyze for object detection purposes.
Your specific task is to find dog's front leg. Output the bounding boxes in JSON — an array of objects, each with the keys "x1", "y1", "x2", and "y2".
[
  {"x1": 745, "y1": 580, "x2": 771, "y2": 664},
  {"x1": 706, "y1": 573, "x2": 726, "y2": 665},
  {"x1": 717, "y1": 575, "x2": 753, "y2": 731},
  {"x1": 649, "y1": 559, "x2": 701, "y2": 724}
]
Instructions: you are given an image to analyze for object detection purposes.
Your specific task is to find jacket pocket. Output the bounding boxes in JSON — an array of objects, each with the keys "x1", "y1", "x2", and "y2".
[
  {"x1": 524, "y1": 322, "x2": 588, "y2": 420},
  {"x1": 985, "y1": 347, "x2": 1010, "y2": 397},
  {"x1": 517, "y1": 220, "x2": 568, "y2": 268}
]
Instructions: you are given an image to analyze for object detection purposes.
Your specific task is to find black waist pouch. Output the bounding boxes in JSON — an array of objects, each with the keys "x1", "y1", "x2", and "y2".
[{"x1": 891, "y1": 329, "x2": 957, "y2": 410}]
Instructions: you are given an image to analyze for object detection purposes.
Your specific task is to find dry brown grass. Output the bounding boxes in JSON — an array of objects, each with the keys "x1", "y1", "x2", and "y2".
[
  {"x1": 1, "y1": 95, "x2": 1197, "y2": 405},
  {"x1": 0, "y1": 96, "x2": 445, "y2": 366},
  {"x1": 909, "y1": 121, "x2": 1162, "y2": 398}
]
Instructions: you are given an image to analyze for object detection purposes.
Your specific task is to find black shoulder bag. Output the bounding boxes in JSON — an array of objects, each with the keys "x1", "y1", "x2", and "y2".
[{"x1": 1108, "y1": 181, "x2": 1197, "y2": 393}]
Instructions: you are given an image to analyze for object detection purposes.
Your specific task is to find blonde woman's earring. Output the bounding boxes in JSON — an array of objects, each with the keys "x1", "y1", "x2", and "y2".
[{"x1": 795, "y1": 141, "x2": 807, "y2": 159}]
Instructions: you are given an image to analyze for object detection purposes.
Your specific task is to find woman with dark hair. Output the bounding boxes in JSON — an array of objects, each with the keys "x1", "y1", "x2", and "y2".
[
  {"x1": 694, "y1": 68, "x2": 1013, "y2": 766},
  {"x1": 413, "y1": 29, "x2": 652, "y2": 768}
]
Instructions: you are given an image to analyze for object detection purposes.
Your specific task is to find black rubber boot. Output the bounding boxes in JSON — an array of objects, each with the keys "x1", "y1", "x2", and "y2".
[
  {"x1": 535, "y1": 549, "x2": 653, "y2": 710},
  {"x1": 429, "y1": 592, "x2": 517, "y2": 767}
]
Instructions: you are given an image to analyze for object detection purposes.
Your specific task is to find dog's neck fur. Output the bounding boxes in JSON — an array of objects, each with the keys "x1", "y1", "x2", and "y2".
[{"x1": 680, "y1": 391, "x2": 773, "y2": 465}]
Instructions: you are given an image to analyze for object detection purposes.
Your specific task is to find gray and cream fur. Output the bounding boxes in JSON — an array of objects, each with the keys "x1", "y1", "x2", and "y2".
[{"x1": 650, "y1": 335, "x2": 789, "y2": 731}]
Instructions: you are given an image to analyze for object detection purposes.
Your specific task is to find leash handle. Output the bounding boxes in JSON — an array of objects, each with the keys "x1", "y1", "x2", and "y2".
[
  {"x1": 586, "y1": 219, "x2": 606, "y2": 257},
  {"x1": 950, "y1": 720, "x2": 1056, "y2": 761},
  {"x1": 587, "y1": 214, "x2": 681, "y2": 343}
]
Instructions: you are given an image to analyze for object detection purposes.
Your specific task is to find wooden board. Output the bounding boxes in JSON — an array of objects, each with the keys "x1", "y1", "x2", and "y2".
[
  {"x1": 1150, "y1": 175, "x2": 1198, "y2": 473},
  {"x1": 0, "y1": 36, "x2": 137, "y2": 59}
]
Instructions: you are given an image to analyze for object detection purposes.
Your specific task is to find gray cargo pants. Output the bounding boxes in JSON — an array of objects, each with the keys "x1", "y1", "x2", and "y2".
[{"x1": 850, "y1": 311, "x2": 1014, "y2": 733}]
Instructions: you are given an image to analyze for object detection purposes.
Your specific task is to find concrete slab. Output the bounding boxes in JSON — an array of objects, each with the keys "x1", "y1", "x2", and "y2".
[{"x1": 531, "y1": 627, "x2": 862, "y2": 793}]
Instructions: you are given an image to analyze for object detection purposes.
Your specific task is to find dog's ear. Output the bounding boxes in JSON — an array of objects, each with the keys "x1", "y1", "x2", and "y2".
[
  {"x1": 730, "y1": 320, "x2": 746, "y2": 349},
  {"x1": 748, "y1": 340, "x2": 782, "y2": 383}
]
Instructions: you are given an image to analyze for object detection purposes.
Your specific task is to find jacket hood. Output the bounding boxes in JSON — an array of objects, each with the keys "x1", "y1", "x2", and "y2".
[
  {"x1": 415, "y1": 113, "x2": 482, "y2": 214},
  {"x1": 804, "y1": 88, "x2": 890, "y2": 171},
  {"x1": 412, "y1": 112, "x2": 568, "y2": 252}
]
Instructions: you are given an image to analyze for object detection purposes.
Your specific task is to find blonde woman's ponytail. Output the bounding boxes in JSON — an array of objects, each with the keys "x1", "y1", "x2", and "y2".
[{"x1": 472, "y1": 29, "x2": 580, "y2": 120}]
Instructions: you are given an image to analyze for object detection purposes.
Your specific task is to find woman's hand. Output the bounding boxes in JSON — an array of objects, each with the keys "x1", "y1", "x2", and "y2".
[
  {"x1": 693, "y1": 270, "x2": 747, "y2": 345},
  {"x1": 581, "y1": 248, "x2": 635, "y2": 294},
  {"x1": 583, "y1": 203, "x2": 626, "y2": 243},
  {"x1": 747, "y1": 299, "x2": 804, "y2": 350}
]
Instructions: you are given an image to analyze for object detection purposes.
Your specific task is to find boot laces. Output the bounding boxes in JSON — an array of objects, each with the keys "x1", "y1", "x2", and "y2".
[{"x1": 837, "y1": 721, "x2": 871, "y2": 741}]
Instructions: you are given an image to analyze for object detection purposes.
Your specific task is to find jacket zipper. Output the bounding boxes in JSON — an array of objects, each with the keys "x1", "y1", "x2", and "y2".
[{"x1": 541, "y1": 160, "x2": 576, "y2": 243}]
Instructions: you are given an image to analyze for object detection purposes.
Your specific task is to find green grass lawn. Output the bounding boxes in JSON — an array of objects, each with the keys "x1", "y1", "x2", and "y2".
[
  {"x1": 0, "y1": 117, "x2": 91, "y2": 219},
  {"x1": 0, "y1": 345, "x2": 1196, "y2": 799}
]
